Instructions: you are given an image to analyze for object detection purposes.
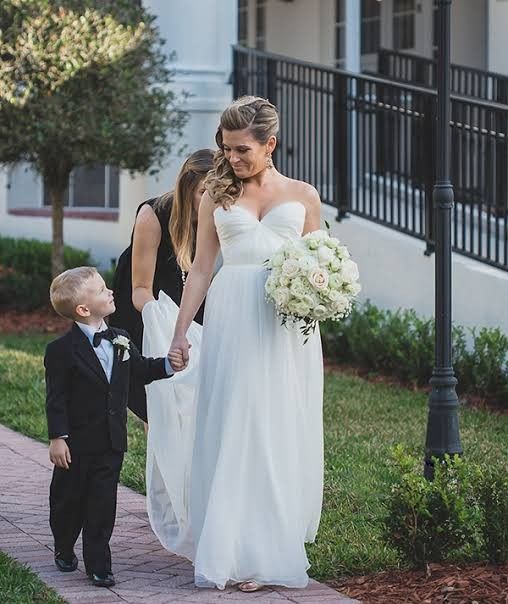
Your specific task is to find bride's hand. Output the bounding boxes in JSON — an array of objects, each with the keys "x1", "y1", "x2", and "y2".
[{"x1": 168, "y1": 335, "x2": 191, "y2": 371}]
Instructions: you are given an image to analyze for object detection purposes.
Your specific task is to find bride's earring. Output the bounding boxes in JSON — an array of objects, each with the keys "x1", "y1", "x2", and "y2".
[{"x1": 265, "y1": 154, "x2": 274, "y2": 169}]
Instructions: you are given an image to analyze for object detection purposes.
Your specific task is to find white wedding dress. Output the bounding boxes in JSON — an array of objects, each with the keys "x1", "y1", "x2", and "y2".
[{"x1": 142, "y1": 200, "x2": 324, "y2": 589}]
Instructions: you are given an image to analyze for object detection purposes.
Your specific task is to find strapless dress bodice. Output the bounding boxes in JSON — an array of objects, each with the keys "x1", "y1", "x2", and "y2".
[{"x1": 213, "y1": 201, "x2": 306, "y2": 267}]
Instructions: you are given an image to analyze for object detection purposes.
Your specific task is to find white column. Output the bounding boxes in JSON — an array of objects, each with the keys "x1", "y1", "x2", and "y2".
[
  {"x1": 344, "y1": 0, "x2": 361, "y2": 73},
  {"x1": 141, "y1": 0, "x2": 237, "y2": 198}
]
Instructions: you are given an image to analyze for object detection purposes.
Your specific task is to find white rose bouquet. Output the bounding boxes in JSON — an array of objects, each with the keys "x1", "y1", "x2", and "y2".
[{"x1": 264, "y1": 228, "x2": 361, "y2": 339}]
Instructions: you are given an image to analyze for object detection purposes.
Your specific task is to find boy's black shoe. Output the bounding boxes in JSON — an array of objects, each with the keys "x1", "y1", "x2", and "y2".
[
  {"x1": 54, "y1": 552, "x2": 78, "y2": 572},
  {"x1": 88, "y1": 572, "x2": 115, "y2": 588}
]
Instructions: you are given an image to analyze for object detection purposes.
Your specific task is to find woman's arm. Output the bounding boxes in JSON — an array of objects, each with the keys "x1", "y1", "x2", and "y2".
[
  {"x1": 301, "y1": 184, "x2": 322, "y2": 234},
  {"x1": 131, "y1": 204, "x2": 162, "y2": 312},
  {"x1": 169, "y1": 193, "x2": 220, "y2": 367}
]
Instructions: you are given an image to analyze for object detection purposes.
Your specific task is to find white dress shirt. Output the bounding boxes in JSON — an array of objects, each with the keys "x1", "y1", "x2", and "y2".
[{"x1": 76, "y1": 320, "x2": 114, "y2": 381}]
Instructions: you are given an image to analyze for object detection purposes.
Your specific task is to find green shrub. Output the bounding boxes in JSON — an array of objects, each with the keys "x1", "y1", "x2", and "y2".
[
  {"x1": 0, "y1": 272, "x2": 49, "y2": 311},
  {"x1": 0, "y1": 236, "x2": 92, "y2": 310},
  {"x1": 322, "y1": 301, "x2": 508, "y2": 408},
  {"x1": 476, "y1": 464, "x2": 508, "y2": 564},
  {"x1": 100, "y1": 266, "x2": 116, "y2": 290},
  {"x1": 384, "y1": 446, "x2": 483, "y2": 568},
  {"x1": 0, "y1": 236, "x2": 91, "y2": 282},
  {"x1": 456, "y1": 328, "x2": 508, "y2": 403}
]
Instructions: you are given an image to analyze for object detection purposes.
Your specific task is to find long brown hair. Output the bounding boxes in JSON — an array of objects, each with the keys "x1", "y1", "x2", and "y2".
[
  {"x1": 155, "y1": 149, "x2": 214, "y2": 272},
  {"x1": 204, "y1": 96, "x2": 279, "y2": 209}
]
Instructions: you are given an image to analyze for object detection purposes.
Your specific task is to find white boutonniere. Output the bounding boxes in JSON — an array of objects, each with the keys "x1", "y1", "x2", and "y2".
[{"x1": 112, "y1": 335, "x2": 130, "y2": 361}]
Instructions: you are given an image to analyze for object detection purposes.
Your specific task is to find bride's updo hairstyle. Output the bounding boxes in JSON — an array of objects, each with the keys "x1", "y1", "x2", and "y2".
[{"x1": 205, "y1": 96, "x2": 279, "y2": 209}]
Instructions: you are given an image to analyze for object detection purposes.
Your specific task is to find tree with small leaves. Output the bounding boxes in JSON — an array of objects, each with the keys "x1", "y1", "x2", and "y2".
[{"x1": 0, "y1": 0, "x2": 188, "y2": 275}]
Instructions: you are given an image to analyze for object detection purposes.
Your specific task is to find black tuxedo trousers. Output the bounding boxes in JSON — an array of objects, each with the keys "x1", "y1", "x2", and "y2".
[{"x1": 50, "y1": 450, "x2": 123, "y2": 575}]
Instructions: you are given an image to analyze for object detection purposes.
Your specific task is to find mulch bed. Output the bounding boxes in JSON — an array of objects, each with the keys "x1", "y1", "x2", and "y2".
[
  {"x1": 332, "y1": 563, "x2": 508, "y2": 604},
  {"x1": 0, "y1": 306, "x2": 70, "y2": 334}
]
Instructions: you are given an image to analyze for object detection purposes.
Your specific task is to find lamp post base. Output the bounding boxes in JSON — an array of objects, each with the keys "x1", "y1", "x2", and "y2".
[{"x1": 424, "y1": 368, "x2": 462, "y2": 479}]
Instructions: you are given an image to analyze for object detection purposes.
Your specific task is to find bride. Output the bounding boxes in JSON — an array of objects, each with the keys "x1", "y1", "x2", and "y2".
[{"x1": 142, "y1": 96, "x2": 324, "y2": 592}]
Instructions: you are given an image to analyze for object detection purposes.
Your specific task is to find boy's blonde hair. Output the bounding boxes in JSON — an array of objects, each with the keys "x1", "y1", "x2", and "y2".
[{"x1": 50, "y1": 266, "x2": 98, "y2": 319}]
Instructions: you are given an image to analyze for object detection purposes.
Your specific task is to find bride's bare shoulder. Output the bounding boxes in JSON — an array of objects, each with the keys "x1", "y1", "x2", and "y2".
[{"x1": 284, "y1": 177, "x2": 321, "y2": 210}]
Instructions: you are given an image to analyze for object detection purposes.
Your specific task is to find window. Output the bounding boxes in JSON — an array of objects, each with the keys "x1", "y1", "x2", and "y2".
[
  {"x1": 361, "y1": 0, "x2": 381, "y2": 55},
  {"x1": 255, "y1": 0, "x2": 266, "y2": 50},
  {"x1": 335, "y1": 0, "x2": 346, "y2": 68},
  {"x1": 43, "y1": 164, "x2": 119, "y2": 209},
  {"x1": 238, "y1": 0, "x2": 248, "y2": 46},
  {"x1": 393, "y1": 0, "x2": 415, "y2": 50}
]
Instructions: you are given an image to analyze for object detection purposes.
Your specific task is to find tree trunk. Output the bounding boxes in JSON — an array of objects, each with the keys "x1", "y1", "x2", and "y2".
[{"x1": 49, "y1": 185, "x2": 66, "y2": 277}]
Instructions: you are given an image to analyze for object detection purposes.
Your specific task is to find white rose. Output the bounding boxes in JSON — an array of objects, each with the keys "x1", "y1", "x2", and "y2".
[
  {"x1": 273, "y1": 287, "x2": 291, "y2": 307},
  {"x1": 346, "y1": 282, "x2": 362, "y2": 296},
  {"x1": 282, "y1": 258, "x2": 300, "y2": 278},
  {"x1": 279, "y1": 275, "x2": 291, "y2": 287},
  {"x1": 265, "y1": 275, "x2": 277, "y2": 294},
  {"x1": 312, "y1": 305, "x2": 329, "y2": 320},
  {"x1": 329, "y1": 273, "x2": 344, "y2": 289},
  {"x1": 290, "y1": 278, "x2": 308, "y2": 298},
  {"x1": 308, "y1": 268, "x2": 329, "y2": 290},
  {"x1": 332, "y1": 295, "x2": 350, "y2": 315},
  {"x1": 301, "y1": 294, "x2": 317, "y2": 309},
  {"x1": 329, "y1": 258, "x2": 342, "y2": 272},
  {"x1": 328, "y1": 290, "x2": 343, "y2": 303},
  {"x1": 112, "y1": 335, "x2": 130, "y2": 350},
  {"x1": 298, "y1": 255, "x2": 319, "y2": 272},
  {"x1": 271, "y1": 252, "x2": 284, "y2": 268},
  {"x1": 317, "y1": 246, "x2": 334, "y2": 263},
  {"x1": 338, "y1": 245, "x2": 351, "y2": 259},
  {"x1": 289, "y1": 301, "x2": 310, "y2": 317},
  {"x1": 305, "y1": 229, "x2": 328, "y2": 242},
  {"x1": 341, "y1": 259, "x2": 359, "y2": 282}
]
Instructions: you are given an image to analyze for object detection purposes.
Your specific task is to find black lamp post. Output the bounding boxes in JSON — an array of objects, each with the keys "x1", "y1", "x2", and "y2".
[{"x1": 424, "y1": 0, "x2": 463, "y2": 479}]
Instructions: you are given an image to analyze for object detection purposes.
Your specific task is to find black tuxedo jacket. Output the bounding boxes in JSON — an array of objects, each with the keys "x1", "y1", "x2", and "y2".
[{"x1": 44, "y1": 323, "x2": 168, "y2": 453}]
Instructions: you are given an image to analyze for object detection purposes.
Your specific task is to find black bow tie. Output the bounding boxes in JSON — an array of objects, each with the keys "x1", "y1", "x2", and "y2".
[{"x1": 93, "y1": 328, "x2": 115, "y2": 348}]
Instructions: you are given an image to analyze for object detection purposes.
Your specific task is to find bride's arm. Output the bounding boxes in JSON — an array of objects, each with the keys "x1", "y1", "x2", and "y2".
[
  {"x1": 302, "y1": 184, "x2": 322, "y2": 234},
  {"x1": 169, "y1": 193, "x2": 219, "y2": 367}
]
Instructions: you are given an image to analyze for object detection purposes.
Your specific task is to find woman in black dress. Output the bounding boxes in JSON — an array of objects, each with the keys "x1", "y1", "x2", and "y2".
[{"x1": 109, "y1": 148, "x2": 214, "y2": 421}]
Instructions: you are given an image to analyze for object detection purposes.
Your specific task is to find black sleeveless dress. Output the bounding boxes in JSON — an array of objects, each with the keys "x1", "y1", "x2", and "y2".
[{"x1": 109, "y1": 197, "x2": 204, "y2": 421}]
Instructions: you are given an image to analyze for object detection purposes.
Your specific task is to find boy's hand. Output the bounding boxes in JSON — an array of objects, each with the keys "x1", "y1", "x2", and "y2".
[
  {"x1": 49, "y1": 438, "x2": 71, "y2": 469},
  {"x1": 168, "y1": 350, "x2": 184, "y2": 372},
  {"x1": 168, "y1": 343, "x2": 191, "y2": 372}
]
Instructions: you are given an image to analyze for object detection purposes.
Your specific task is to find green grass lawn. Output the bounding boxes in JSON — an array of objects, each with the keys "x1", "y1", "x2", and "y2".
[
  {"x1": 1, "y1": 332, "x2": 507, "y2": 582},
  {"x1": 0, "y1": 551, "x2": 65, "y2": 604}
]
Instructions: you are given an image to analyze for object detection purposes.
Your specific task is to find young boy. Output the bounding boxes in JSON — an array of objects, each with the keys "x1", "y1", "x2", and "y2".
[{"x1": 44, "y1": 266, "x2": 176, "y2": 588}]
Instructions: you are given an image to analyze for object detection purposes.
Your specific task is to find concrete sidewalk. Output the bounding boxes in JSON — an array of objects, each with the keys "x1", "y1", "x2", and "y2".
[{"x1": 0, "y1": 424, "x2": 357, "y2": 604}]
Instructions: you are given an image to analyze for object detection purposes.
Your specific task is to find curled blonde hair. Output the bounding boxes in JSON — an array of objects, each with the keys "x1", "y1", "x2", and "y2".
[
  {"x1": 50, "y1": 266, "x2": 98, "y2": 319},
  {"x1": 204, "y1": 96, "x2": 279, "y2": 208},
  {"x1": 154, "y1": 149, "x2": 214, "y2": 272}
]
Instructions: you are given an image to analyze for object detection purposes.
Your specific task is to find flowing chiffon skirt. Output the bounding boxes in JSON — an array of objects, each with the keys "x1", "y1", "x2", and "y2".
[{"x1": 143, "y1": 263, "x2": 324, "y2": 589}]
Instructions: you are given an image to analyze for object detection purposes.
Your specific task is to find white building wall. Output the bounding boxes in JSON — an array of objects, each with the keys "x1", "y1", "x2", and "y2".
[
  {"x1": 0, "y1": 171, "x2": 145, "y2": 268},
  {"x1": 265, "y1": 0, "x2": 334, "y2": 65},
  {"x1": 451, "y1": 0, "x2": 487, "y2": 70},
  {"x1": 322, "y1": 204, "x2": 508, "y2": 336},
  {"x1": 487, "y1": 0, "x2": 508, "y2": 74}
]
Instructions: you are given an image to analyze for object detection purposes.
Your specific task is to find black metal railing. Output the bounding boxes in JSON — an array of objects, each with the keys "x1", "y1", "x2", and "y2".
[
  {"x1": 377, "y1": 48, "x2": 508, "y2": 104},
  {"x1": 233, "y1": 46, "x2": 508, "y2": 272}
]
